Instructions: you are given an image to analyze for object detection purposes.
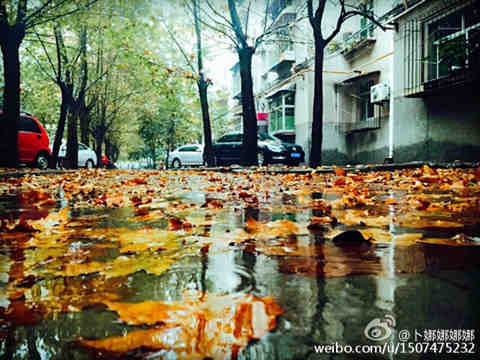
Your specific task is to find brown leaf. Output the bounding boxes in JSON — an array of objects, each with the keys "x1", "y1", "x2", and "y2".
[
  {"x1": 167, "y1": 217, "x2": 193, "y2": 231},
  {"x1": 307, "y1": 216, "x2": 336, "y2": 230},
  {"x1": 245, "y1": 218, "x2": 300, "y2": 239},
  {"x1": 79, "y1": 291, "x2": 283, "y2": 359}
]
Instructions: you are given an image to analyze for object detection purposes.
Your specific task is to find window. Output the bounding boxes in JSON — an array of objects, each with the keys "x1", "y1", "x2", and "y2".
[
  {"x1": 79, "y1": 144, "x2": 88, "y2": 150},
  {"x1": 180, "y1": 146, "x2": 198, "y2": 152},
  {"x1": 219, "y1": 134, "x2": 242, "y2": 143},
  {"x1": 19, "y1": 116, "x2": 41, "y2": 133},
  {"x1": 336, "y1": 74, "x2": 383, "y2": 134},
  {"x1": 358, "y1": 80, "x2": 375, "y2": 121},
  {"x1": 360, "y1": 0, "x2": 374, "y2": 39},
  {"x1": 270, "y1": 0, "x2": 293, "y2": 21},
  {"x1": 426, "y1": 3, "x2": 480, "y2": 81},
  {"x1": 268, "y1": 90, "x2": 295, "y2": 133}
]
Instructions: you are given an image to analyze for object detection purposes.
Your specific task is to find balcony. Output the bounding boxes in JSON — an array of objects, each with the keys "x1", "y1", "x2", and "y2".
[
  {"x1": 403, "y1": 3, "x2": 480, "y2": 97},
  {"x1": 335, "y1": 117, "x2": 381, "y2": 135},
  {"x1": 271, "y1": 4, "x2": 296, "y2": 29},
  {"x1": 266, "y1": 49, "x2": 295, "y2": 75},
  {"x1": 340, "y1": 26, "x2": 376, "y2": 59},
  {"x1": 422, "y1": 28, "x2": 480, "y2": 96}
]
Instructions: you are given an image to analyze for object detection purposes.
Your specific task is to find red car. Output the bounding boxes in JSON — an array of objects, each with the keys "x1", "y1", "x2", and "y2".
[
  {"x1": 102, "y1": 155, "x2": 110, "y2": 167},
  {"x1": 1, "y1": 111, "x2": 51, "y2": 169}
]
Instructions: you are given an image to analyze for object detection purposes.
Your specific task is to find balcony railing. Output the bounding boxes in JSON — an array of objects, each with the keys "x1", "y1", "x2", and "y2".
[
  {"x1": 402, "y1": 1, "x2": 480, "y2": 97},
  {"x1": 270, "y1": 1, "x2": 296, "y2": 27},
  {"x1": 264, "y1": 49, "x2": 295, "y2": 76},
  {"x1": 335, "y1": 116, "x2": 381, "y2": 135},
  {"x1": 340, "y1": 25, "x2": 376, "y2": 58}
]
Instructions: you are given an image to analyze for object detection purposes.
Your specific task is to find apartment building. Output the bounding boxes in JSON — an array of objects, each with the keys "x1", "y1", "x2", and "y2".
[
  {"x1": 392, "y1": 0, "x2": 480, "y2": 162},
  {"x1": 229, "y1": 0, "x2": 403, "y2": 163},
  {"x1": 230, "y1": 0, "x2": 479, "y2": 164}
]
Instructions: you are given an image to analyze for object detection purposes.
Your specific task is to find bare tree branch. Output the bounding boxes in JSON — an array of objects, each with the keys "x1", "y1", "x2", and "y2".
[
  {"x1": 17, "y1": 0, "x2": 28, "y2": 25},
  {"x1": 33, "y1": 28, "x2": 58, "y2": 79},
  {"x1": 54, "y1": 25, "x2": 67, "y2": 83},
  {"x1": 0, "y1": 3, "x2": 8, "y2": 23},
  {"x1": 244, "y1": 0, "x2": 252, "y2": 38},
  {"x1": 27, "y1": 0, "x2": 99, "y2": 29},
  {"x1": 255, "y1": 21, "x2": 293, "y2": 50},
  {"x1": 24, "y1": 47, "x2": 57, "y2": 83},
  {"x1": 324, "y1": 0, "x2": 346, "y2": 44},
  {"x1": 191, "y1": 0, "x2": 240, "y2": 48},
  {"x1": 85, "y1": 70, "x2": 108, "y2": 93},
  {"x1": 159, "y1": 18, "x2": 197, "y2": 75},
  {"x1": 261, "y1": 0, "x2": 271, "y2": 39},
  {"x1": 325, "y1": 5, "x2": 387, "y2": 44},
  {"x1": 204, "y1": 0, "x2": 233, "y2": 28},
  {"x1": 25, "y1": 0, "x2": 66, "y2": 25},
  {"x1": 307, "y1": 0, "x2": 315, "y2": 29},
  {"x1": 227, "y1": 0, "x2": 248, "y2": 48},
  {"x1": 194, "y1": 0, "x2": 239, "y2": 45}
]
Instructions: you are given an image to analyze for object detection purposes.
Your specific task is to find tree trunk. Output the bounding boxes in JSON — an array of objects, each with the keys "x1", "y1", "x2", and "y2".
[
  {"x1": 79, "y1": 101, "x2": 90, "y2": 145},
  {"x1": 198, "y1": 80, "x2": 214, "y2": 165},
  {"x1": 77, "y1": 26, "x2": 89, "y2": 146},
  {"x1": 0, "y1": 25, "x2": 25, "y2": 168},
  {"x1": 193, "y1": 0, "x2": 214, "y2": 167},
  {"x1": 238, "y1": 47, "x2": 258, "y2": 166},
  {"x1": 310, "y1": 39, "x2": 325, "y2": 168},
  {"x1": 66, "y1": 108, "x2": 79, "y2": 169},
  {"x1": 49, "y1": 85, "x2": 72, "y2": 168},
  {"x1": 94, "y1": 126, "x2": 104, "y2": 169}
]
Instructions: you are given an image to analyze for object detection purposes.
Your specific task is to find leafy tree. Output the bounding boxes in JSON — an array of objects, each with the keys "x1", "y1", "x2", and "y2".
[
  {"x1": 306, "y1": 0, "x2": 384, "y2": 167},
  {"x1": 31, "y1": 22, "x2": 92, "y2": 169},
  {"x1": 0, "y1": 0, "x2": 97, "y2": 168},
  {"x1": 162, "y1": 0, "x2": 215, "y2": 166},
  {"x1": 199, "y1": 0, "x2": 289, "y2": 166}
]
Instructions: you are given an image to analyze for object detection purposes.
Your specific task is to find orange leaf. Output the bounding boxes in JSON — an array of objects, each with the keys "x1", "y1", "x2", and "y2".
[
  {"x1": 333, "y1": 166, "x2": 346, "y2": 176},
  {"x1": 79, "y1": 291, "x2": 283, "y2": 359},
  {"x1": 334, "y1": 177, "x2": 346, "y2": 186},
  {"x1": 245, "y1": 218, "x2": 300, "y2": 239},
  {"x1": 308, "y1": 216, "x2": 335, "y2": 230}
]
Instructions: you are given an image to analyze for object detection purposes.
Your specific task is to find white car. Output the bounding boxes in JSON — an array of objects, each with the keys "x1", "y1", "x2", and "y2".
[
  {"x1": 169, "y1": 144, "x2": 203, "y2": 168},
  {"x1": 59, "y1": 142, "x2": 97, "y2": 168}
]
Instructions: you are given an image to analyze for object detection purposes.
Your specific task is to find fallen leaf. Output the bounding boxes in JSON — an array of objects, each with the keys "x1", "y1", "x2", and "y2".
[{"x1": 79, "y1": 291, "x2": 283, "y2": 359}]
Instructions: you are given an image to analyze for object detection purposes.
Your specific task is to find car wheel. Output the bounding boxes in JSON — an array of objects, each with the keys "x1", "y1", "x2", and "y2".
[
  {"x1": 257, "y1": 152, "x2": 266, "y2": 166},
  {"x1": 85, "y1": 159, "x2": 94, "y2": 169},
  {"x1": 172, "y1": 158, "x2": 181, "y2": 169},
  {"x1": 35, "y1": 152, "x2": 49, "y2": 170}
]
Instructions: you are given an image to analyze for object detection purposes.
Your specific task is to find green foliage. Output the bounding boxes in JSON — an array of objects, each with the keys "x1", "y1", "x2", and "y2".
[{"x1": 2, "y1": 0, "x2": 231, "y2": 163}]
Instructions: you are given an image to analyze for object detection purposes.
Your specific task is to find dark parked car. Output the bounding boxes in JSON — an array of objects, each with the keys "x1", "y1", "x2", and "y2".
[{"x1": 211, "y1": 132, "x2": 304, "y2": 166}]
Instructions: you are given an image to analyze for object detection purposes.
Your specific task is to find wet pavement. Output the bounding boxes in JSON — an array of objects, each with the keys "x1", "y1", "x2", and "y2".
[{"x1": 0, "y1": 167, "x2": 479, "y2": 359}]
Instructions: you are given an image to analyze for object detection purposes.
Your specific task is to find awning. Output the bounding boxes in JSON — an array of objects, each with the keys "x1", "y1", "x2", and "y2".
[
  {"x1": 339, "y1": 70, "x2": 380, "y2": 85},
  {"x1": 265, "y1": 82, "x2": 295, "y2": 98}
]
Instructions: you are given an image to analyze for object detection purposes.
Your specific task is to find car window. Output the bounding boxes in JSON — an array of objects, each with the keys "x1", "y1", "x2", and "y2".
[
  {"x1": 258, "y1": 133, "x2": 281, "y2": 142},
  {"x1": 19, "y1": 116, "x2": 41, "y2": 133},
  {"x1": 219, "y1": 134, "x2": 242, "y2": 142},
  {"x1": 79, "y1": 144, "x2": 87, "y2": 150},
  {"x1": 180, "y1": 146, "x2": 198, "y2": 152}
]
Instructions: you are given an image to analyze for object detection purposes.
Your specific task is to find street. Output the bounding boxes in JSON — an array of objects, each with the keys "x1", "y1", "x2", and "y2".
[{"x1": 0, "y1": 166, "x2": 479, "y2": 359}]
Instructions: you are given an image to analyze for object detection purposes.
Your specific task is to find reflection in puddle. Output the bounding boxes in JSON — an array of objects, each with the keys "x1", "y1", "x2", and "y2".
[{"x1": 1, "y1": 169, "x2": 479, "y2": 360}]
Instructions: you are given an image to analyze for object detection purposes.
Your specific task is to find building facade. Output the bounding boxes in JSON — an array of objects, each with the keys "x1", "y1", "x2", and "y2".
[
  {"x1": 229, "y1": 0, "x2": 479, "y2": 164},
  {"x1": 392, "y1": 0, "x2": 480, "y2": 162}
]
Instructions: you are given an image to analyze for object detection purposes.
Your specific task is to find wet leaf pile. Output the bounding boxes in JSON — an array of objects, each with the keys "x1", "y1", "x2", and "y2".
[{"x1": 1, "y1": 166, "x2": 480, "y2": 358}]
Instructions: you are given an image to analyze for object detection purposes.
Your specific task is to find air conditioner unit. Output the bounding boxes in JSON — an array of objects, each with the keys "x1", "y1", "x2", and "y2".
[{"x1": 370, "y1": 83, "x2": 390, "y2": 104}]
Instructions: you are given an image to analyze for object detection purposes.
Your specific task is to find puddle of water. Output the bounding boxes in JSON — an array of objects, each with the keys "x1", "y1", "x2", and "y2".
[{"x1": 0, "y1": 173, "x2": 479, "y2": 360}]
